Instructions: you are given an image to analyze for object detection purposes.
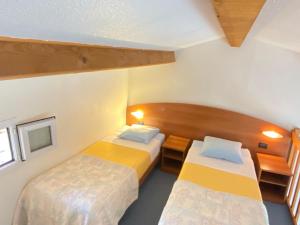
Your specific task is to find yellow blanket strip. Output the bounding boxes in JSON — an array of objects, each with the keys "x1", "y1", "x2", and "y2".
[
  {"x1": 179, "y1": 162, "x2": 262, "y2": 201},
  {"x1": 82, "y1": 141, "x2": 151, "y2": 179}
]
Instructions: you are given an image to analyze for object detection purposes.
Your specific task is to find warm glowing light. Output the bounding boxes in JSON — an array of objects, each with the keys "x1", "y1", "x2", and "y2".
[
  {"x1": 262, "y1": 131, "x2": 283, "y2": 139},
  {"x1": 131, "y1": 110, "x2": 144, "y2": 120}
]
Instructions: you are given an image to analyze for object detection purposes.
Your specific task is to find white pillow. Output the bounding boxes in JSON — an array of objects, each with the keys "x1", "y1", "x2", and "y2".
[
  {"x1": 201, "y1": 136, "x2": 243, "y2": 164},
  {"x1": 118, "y1": 124, "x2": 160, "y2": 144}
]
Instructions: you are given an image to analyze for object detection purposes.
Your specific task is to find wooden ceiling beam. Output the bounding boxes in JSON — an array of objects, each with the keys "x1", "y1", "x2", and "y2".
[
  {"x1": 0, "y1": 37, "x2": 175, "y2": 80},
  {"x1": 212, "y1": 0, "x2": 266, "y2": 47}
]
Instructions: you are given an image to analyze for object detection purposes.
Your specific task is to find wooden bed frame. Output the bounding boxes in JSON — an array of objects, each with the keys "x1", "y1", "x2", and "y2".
[
  {"x1": 139, "y1": 153, "x2": 161, "y2": 185},
  {"x1": 127, "y1": 103, "x2": 291, "y2": 163}
]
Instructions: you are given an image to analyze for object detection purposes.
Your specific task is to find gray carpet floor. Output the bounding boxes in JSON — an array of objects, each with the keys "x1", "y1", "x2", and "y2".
[{"x1": 120, "y1": 167, "x2": 294, "y2": 225}]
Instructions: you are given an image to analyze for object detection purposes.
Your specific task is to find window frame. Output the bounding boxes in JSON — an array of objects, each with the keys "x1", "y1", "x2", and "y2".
[
  {"x1": 0, "y1": 127, "x2": 15, "y2": 168},
  {"x1": 17, "y1": 116, "x2": 56, "y2": 161},
  {"x1": 0, "y1": 118, "x2": 19, "y2": 172}
]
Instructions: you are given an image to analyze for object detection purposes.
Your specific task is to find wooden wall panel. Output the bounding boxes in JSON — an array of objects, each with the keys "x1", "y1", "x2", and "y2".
[
  {"x1": 213, "y1": 0, "x2": 266, "y2": 47},
  {"x1": 127, "y1": 103, "x2": 291, "y2": 158},
  {"x1": 0, "y1": 37, "x2": 175, "y2": 80}
]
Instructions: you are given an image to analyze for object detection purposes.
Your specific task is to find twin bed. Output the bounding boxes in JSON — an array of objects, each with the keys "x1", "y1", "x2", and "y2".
[
  {"x1": 159, "y1": 140, "x2": 269, "y2": 225},
  {"x1": 13, "y1": 103, "x2": 291, "y2": 225},
  {"x1": 13, "y1": 127, "x2": 165, "y2": 225}
]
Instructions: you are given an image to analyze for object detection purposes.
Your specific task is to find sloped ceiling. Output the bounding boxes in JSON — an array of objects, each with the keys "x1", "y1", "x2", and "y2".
[
  {"x1": 255, "y1": 0, "x2": 300, "y2": 53},
  {"x1": 0, "y1": 0, "x2": 298, "y2": 52}
]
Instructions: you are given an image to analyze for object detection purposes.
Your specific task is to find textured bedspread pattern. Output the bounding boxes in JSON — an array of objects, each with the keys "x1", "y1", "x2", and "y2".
[
  {"x1": 13, "y1": 141, "x2": 151, "y2": 225},
  {"x1": 159, "y1": 162, "x2": 269, "y2": 225}
]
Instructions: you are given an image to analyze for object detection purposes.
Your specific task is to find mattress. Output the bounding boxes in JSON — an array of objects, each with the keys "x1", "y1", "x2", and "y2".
[
  {"x1": 159, "y1": 140, "x2": 269, "y2": 225},
  {"x1": 102, "y1": 126, "x2": 165, "y2": 162}
]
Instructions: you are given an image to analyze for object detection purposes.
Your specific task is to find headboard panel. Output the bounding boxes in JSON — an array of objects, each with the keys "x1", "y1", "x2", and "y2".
[{"x1": 126, "y1": 103, "x2": 291, "y2": 158}]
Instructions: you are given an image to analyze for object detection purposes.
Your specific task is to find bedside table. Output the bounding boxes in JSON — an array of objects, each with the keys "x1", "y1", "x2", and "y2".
[
  {"x1": 257, "y1": 153, "x2": 292, "y2": 204},
  {"x1": 161, "y1": 135, "x2": 191, "y2": 174}
]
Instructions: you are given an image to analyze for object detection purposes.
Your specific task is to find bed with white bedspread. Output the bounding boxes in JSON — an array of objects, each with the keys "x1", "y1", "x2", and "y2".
[
  {"x1": 13, "y1": 129, "x2": 165, "y2": 225},
  {"x1": 159, "y1": 140, "x2": 269, "y2": 225}
]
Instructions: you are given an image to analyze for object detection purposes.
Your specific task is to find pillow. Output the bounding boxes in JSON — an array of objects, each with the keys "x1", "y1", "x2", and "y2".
[
  {"x1": 200, "y1": 136, "x2": 243, "y2": 164},
  {"x1": 118, "y1": 124, "x2": 160, "y2": 144}
]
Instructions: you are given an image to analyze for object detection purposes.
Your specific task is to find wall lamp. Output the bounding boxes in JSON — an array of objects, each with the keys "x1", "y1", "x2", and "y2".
[
  {"x1": 262, "y1": 130, "x2": 283, "y2": 139},
  {"x1": 131, "y1": 110, "x2": 144, "y2": 125}
]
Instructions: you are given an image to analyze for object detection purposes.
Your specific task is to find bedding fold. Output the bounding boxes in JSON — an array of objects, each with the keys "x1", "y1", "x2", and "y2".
[
  {"x1": 179, "y1": 162, "x2": 262, "y2": 200},
  {"x1": 83, "y1": 141, "x2": 151, "y2": 179}
]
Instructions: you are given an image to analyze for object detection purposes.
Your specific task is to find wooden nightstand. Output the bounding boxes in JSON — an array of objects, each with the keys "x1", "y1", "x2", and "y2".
[
  {"x1": 257, "y1": 153, "x2": 292, "y2": 203},
  {"x1": 161, "y1": 135, "x2": 191, "y2": 174}
]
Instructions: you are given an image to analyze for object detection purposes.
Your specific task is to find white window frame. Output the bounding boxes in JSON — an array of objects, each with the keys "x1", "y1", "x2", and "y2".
[
  {"x1": 17, "y1": 116, "x2": 57, "y2": 161},
  {"x1": 0, "y1": 118, "x2": 20, "y2": 172}
]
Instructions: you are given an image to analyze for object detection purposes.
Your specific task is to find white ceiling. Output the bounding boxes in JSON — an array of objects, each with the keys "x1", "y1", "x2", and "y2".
[
  {"x1": 255, "y1": 0, "x2": 300, "y2": 53},
  {"x1": 0, "y1": 0, "x2": 298, "y2": 52}
]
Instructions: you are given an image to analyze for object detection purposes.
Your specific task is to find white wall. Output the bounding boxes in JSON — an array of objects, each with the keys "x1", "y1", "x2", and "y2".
[
  {"x1": 128, "y1": 39, "x2": 300, "y2": 130},
  {"x1": 0, "y1": 70, "x2": 128, "y2": 225}
]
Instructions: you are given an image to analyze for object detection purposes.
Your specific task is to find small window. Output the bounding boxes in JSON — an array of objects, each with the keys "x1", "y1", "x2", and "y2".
[
  {"x1": 18, "y1": 116, "x2": 56, "y2": 161},
  {"x1": 28, "y1": 126, "x2": 53, "y2": 152},
  {"x1": 0, "y1": 128, "x2": 14, "y2": 167}
]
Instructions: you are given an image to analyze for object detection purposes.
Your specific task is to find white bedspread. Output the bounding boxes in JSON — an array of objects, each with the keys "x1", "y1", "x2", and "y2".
[
  {"x1": 159, "y1": 180, "x2": 269, "y2": 225},
  {"x1": 13, "y1": 155, "x2": 138, "y2": 225}
]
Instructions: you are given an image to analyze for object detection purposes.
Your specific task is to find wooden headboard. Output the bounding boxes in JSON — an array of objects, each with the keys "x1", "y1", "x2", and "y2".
[{"x1": 126, "y1": 103, "x2": 291, "y2": 159}]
